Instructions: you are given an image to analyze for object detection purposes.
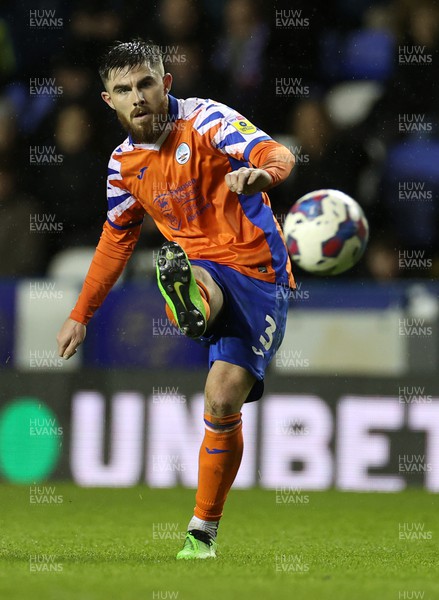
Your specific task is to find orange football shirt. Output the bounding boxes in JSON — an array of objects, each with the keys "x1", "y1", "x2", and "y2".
[{"x1": 70, "y1": 96, "x2": 295, "y2": 324}]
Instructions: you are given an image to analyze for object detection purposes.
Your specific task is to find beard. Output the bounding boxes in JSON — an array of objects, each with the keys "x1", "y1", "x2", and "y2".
[{"x1": 117, "y1": 95, "x2": 170, "y2": 144}]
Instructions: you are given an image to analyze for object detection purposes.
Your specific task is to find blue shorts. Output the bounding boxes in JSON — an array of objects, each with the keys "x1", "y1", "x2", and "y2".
[{"x1": 190, "y1": 260, "x2": 290, "y2": 402}]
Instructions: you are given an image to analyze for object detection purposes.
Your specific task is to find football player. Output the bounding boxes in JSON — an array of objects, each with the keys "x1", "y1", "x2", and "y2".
[{"x1": 57, "y1": 39, "x2": 295, "y2": 559}]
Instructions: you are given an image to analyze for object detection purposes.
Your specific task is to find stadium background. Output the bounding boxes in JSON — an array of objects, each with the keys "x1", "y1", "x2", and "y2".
[
  {"x1": 0, "y1": 0, "x2": 439, "y2": 540},
  {"x1": 0, "y1": 2, "x2": 438, "y2": 598}
]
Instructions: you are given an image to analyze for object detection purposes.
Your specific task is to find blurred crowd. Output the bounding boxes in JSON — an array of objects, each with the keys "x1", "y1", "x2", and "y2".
[{"x1": 0, "y1": 0, "x2": 438, "y2": 280}]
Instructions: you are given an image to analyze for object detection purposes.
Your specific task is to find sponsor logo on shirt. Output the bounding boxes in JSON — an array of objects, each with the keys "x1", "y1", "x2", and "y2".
[
  {"x1": 152, "y1": 178, "x2": 212, "y2": 231},
  {"x1": 232, "y1": 118, "x2": 257, "y2": 135}
]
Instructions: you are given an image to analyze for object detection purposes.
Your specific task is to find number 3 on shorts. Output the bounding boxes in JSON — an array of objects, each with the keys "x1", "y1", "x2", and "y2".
[{"x1": 252, "y1": 315, "x2": 277, "y2": 357}]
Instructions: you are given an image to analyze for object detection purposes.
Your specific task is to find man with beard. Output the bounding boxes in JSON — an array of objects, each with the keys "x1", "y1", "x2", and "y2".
[{"x1": 57, "y1": 39, "x2": 295, "y2": 560}]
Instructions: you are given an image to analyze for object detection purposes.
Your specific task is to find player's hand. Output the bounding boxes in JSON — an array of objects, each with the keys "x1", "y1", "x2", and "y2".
[
  {"x1": 225, "y1": 167, "x2": 273, "y2": 195},
  {"x1": 56, "y1": 318, "x2": 86, "y2": 360}
]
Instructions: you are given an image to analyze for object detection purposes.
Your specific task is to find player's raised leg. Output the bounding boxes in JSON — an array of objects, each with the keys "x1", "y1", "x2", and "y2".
[
  {"x1": 156, "y1": 241, "x2": 223, "y2": 337},
  {"x1": 177, "y1": 360, "x2": 255, "y2": 560}
]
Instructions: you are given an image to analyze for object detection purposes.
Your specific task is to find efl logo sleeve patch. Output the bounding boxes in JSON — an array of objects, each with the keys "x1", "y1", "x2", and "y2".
[{"x1": 232, "y1": 118, "x2": 257, "y2": 135}]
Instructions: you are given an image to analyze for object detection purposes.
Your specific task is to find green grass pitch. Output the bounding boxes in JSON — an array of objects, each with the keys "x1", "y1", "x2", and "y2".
[{"x1": 0, "y1": 485, "x2": 437, "y2": 600}]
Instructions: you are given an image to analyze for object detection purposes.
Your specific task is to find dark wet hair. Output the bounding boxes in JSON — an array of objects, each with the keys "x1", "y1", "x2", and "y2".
[{"x1": 98, "y1": 38, "x2": 164, "y2": 82}]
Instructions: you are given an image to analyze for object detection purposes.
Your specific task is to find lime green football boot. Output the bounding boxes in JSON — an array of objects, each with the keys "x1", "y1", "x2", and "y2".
[
  {"x1": 176, "y1": 530, "x2": 218, "y2": 560},
  {"x1": 156, "y1": 241, "x2": 207, "y2": 338}
]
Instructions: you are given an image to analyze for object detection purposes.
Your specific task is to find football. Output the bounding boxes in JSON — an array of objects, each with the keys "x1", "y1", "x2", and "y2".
[{"x1": 283, "y1": 189, "x2": 369, "y2": 275}]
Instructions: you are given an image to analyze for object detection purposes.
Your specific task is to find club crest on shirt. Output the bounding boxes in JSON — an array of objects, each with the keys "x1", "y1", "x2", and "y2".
[
  {"x1": 175, "y1": 142, "x2": 191, "y2": 165},
  {"x1": 232, "y1": 118, "x2": 257, "y2": 135}
]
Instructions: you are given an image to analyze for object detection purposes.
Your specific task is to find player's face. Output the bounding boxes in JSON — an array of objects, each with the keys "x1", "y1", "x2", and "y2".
[{"x1": 101, "y1": 63, "x2": 172, "y2": 144}]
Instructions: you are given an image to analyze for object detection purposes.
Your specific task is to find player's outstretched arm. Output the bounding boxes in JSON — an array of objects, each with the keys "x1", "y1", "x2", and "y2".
[
  {"x1": 55, "y1": 218, "x2": 143, "y2": 359},
  {"x1": 57, "y1": 317, "x2": 86, "y2": 359},
  {"x1": 225, "y1": 142, "x2": 295, "y2": 196}
]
